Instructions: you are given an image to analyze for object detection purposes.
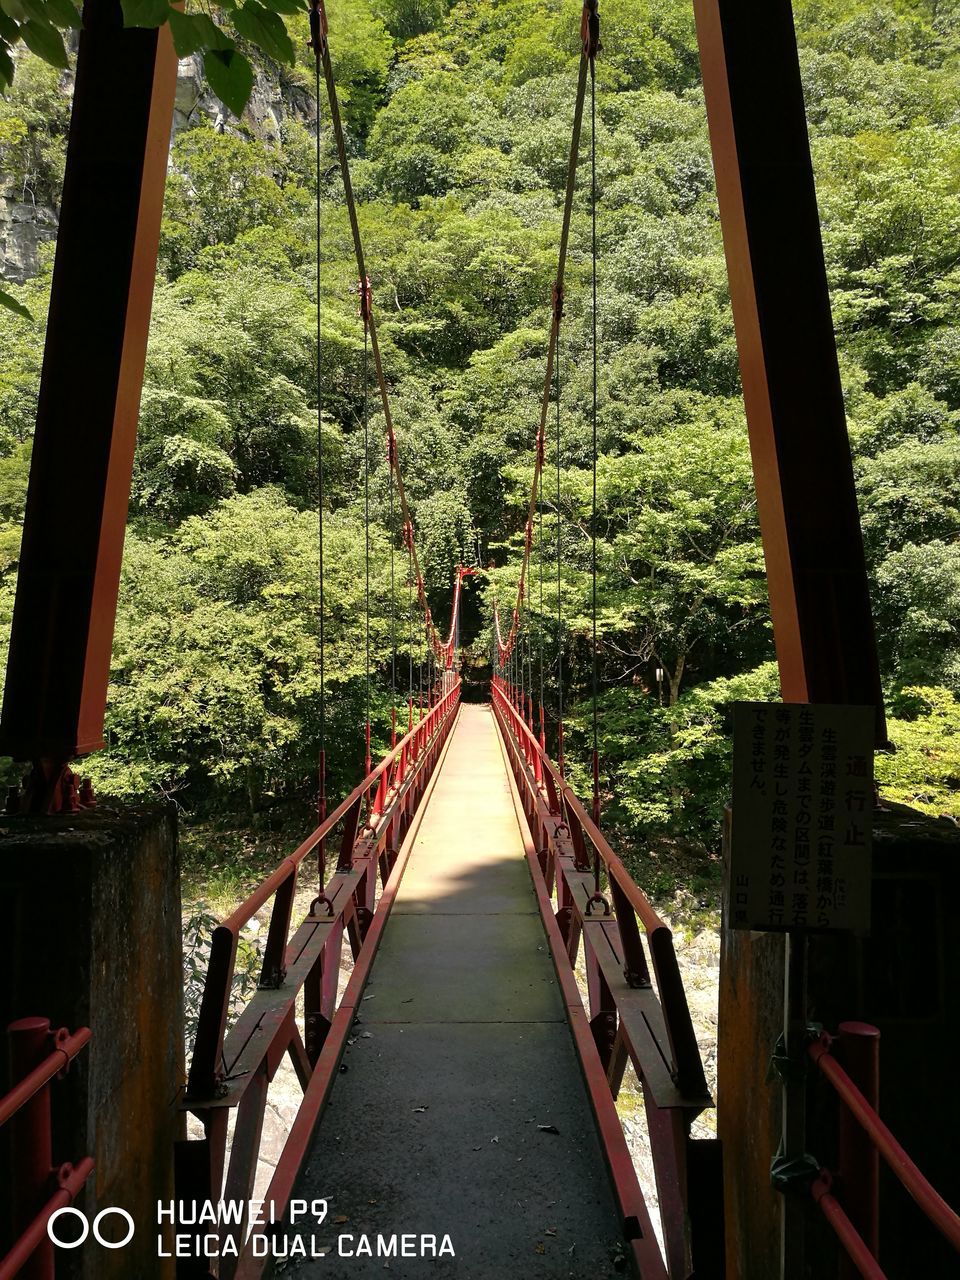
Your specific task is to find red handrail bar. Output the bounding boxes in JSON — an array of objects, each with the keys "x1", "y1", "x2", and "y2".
[
  {"x1": 0, "y1": 1026, "x2": 91, "y2": 1128},
  {"x1": 0, "y1": 1158, "x2": 95, "y2": 1280},
  {"x1": 0, "y1": 1159, "x2": 95, "y2": 1280},
  {"x1": 491, "y1": 675, "x2": 714, "y2": 1274},
  {"x1": 1, "y1": 1020, "x2": 93, "y2": 1280},
  {"x1": 811, "y1": 1170, "x2": 886, "y2": 1280},
  {"x1": 492, "y1": 676, "x2": 708, "y2": 1103},
  {"x1": 221, "y1": 684, "x2": 459, "y2": 937},
  {"x1": 492, "y1": 678, "x2": 665, "y2": 932},
  {"x1": 808, "y1": 1032, "x2": 960, "y2": 1253},
  {"x1": 187, "y1": 681, "x2": 461, "y2": 1101}
]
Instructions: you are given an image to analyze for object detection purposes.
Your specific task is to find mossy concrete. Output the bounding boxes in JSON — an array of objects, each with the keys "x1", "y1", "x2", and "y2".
[{"x1": 0, "y1": 801, "x2": 183, "y2": 1278}]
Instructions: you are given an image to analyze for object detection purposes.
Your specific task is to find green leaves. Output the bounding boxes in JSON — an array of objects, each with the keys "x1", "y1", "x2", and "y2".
[
  {"x1": 167, "y1": 9, "x2": 230, "y2": 58},
  {"x1": 257, "y1": 0, "x2": 302, "y2": 15},
  {"x1": 875, "y1": 686, "x2": 960, "y2": 823},
  {"x1": 0, "y1": 43, "x2": 14, "y2": 90},
  {"x1": 232, "y1": 0, "x2": 294, "y2": 63},
  {"x1": 19, "y1": 16, "x2": 66, "y2": 65},
  {"x1": 119, "y1": 0, "x2": 170, "y2": 28},
  {"x1": 0, "y1": 0, "x2": 304, "y2": 115},
  {"x1": 39, "y1": 0, "x2": 80, "y2": 28},
  {"x1": 203, "y1": 48, "x2": 255, "y2": 119},
  {"x1": 0, "y1": 287, "x2": 31, "y2": 321}
]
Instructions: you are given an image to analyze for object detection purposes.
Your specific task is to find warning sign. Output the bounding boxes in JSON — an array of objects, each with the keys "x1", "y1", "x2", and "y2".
[{"x1": 729, "y1": 702, "x2": 874, "y2": 933}]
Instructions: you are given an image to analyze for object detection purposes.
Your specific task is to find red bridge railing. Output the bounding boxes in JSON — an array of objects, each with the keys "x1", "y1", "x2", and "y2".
[
  {"x1": 0, "y1": 1018, "x2": 93, "y2": 1280},
  {"x1": 807, "y1": 1022, "x2": 960, "y2": 1278},
  {"x1": 179, "y1": 679, "x2": 460, "y2": 1277},
  {"x1": 492, "y1": 675, "x2": 720, "y2": 1278}
]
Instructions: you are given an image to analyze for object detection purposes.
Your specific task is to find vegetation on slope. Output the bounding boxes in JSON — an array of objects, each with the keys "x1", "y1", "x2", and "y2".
[{"x1": 0, "y1": 0, "x2": 957, "y2": 893}]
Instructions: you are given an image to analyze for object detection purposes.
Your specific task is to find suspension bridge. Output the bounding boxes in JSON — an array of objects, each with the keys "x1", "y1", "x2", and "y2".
[
  {"x1": 2, "y1": 1, "x2": 960, "y2": 1278},
  {"x1": 172, "y1": 8, "x2": 721, "y2": 1276}
]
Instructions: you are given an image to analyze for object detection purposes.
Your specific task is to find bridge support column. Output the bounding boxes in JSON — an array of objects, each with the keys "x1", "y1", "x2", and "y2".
[
  {"x1": 719, "y1": 803, "x2": 960, "y2": 1278},
  {"x1": 0, "y1": 0, "x2": 178, "y2": 777},
  {"x1": 692, "y1": 0, "x2": 885, "y2": 745},
  {"x1": 0, "y1": 803, "x2": 182, "y2": 1278}
]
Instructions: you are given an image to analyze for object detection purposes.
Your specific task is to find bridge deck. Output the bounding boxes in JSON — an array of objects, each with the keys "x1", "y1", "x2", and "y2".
[{"x1": 282, "y1": 704, "x2": 626, "y2": 1277}]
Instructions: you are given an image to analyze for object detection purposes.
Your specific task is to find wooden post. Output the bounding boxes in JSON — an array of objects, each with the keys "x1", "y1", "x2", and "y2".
[
  {"x1": 0, "y1": 0, "x2": 178, "y2": 784},
  {"x1": 692, "y1": 0, "x2": 886, "y2": 745}
]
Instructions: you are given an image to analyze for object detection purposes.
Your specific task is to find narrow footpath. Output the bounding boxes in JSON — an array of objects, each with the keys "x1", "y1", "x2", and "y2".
[{"x1": 281, "y1": 704, "x2": 626, "y2": 1278}]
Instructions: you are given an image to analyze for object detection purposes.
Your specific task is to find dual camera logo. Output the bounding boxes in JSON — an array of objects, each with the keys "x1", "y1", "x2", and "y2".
[{"x1": 46, "y1": 1207, "x2": 135, "y2": 1250}]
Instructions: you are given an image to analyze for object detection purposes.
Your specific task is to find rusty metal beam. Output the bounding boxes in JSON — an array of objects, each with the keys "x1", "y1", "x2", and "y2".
[
  {"x1": 692, "y1": 0, "x2": 887, "y2": 743},
  {"x1": 0, "y1": 0, "x2": 178, "y2": 768}
]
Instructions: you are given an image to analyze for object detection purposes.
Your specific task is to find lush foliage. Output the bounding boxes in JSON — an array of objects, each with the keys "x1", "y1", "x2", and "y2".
[{"x1": 0, "y1": 0, "x2": 957, "y2": 867}]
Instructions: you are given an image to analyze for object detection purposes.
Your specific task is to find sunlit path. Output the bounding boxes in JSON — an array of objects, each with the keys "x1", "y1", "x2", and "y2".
[{"x1": 280, "y1": 705, "x2": 626, "y2": 1277}]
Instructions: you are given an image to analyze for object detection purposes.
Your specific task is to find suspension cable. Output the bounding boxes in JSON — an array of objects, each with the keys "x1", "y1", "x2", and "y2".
[
  {"x1": 312, "y1": 9, "x2": 449, "y2": 667},
  {"x1": 525, "y1": 568, "x2": 533, "y2": 728},
  {"x1": 555, "y1": 302, "x2": 564, "y2": 778},
  {"x1": 309, "y1": 2, "x2": 327, "y2": 873},
  {"x1": 589, "y1": 16, "x2": 602, "y2": 884},
  {"x1": 407, "y1": 534, "x2": 414, "y2": 734},
  {"x1": 389, "y1": 434, "x2": 397, "y2": 748},
  {"x1": 537, "y1": 458, "x2": 545, "y2": 746},
  {"x1": 361, "y1": 285, "x2": 372, "y2": 786},
  {"x1": 492, "y1": 18, "x2": 593, "y2": 669}
]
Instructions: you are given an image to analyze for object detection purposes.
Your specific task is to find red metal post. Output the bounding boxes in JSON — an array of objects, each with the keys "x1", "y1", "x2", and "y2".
[
  {"x1": 0, "y1": 0, "x2": 179, "y2": 784},
  {"x1": 8, "y1": 1018, "x2": 54, "y2": 1280},
  {"x1": 837, "y1": 1021, "x2": 881, "y2": 1274},
  {"x1": 692, "y1": 0, "x2": 886, "y2": 744},
  {"x1": 811, "y1": 1172, "x2": 885, "y2": 1280}
]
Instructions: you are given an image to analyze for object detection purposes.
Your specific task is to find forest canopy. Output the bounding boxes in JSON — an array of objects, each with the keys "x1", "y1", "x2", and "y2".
[{"x1": 0, "y1": 0, "x2": 957, "y2": 878}]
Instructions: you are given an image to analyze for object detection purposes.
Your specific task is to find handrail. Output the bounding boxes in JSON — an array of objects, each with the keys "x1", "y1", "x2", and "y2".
[
  {"x1": 187, "y1": 679, "x2": 461, "y2": 1103},
  {"x1": 220, "y1": 687, "x2": 454, "y2": 938},
  {"x1": 809, "y1": 1029, "x2": 960, "y2": 1259},
  {"x1": 811, "y1": 1170, "x2": 885, "y2": 1280},
  {"x1": 1, "y1": 1018, "x2": 93, "y2": 1280},
  {"x1": 491, "y1": 676, "x2": 709, "y2": 1107},
  {"x1": 0, "y1": 1025, "x2": 90, "y2": 1127},
  {"x1": 178, "y1": 681, "x2": 461, "y2": 1277},
  {"x1": 491, "y1": 675, "x2": 718, "y2": 1277},
  {"x1": 492, "y1": 678, "x2": 666, "y2": 932}
]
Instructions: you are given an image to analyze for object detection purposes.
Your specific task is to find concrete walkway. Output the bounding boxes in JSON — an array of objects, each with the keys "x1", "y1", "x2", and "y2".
[{"x1": 280, "y1": 705, "x2": 625, "y2": 1278}]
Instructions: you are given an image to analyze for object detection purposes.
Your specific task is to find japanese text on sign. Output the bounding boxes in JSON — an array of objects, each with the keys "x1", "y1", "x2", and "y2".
[{"x1": 729, "y1": 702, "x2": 873, "y2": 932}]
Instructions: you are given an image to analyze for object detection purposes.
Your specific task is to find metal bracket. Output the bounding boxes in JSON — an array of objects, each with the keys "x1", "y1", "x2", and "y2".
[
  {"x1": 767, "y1": 1024, "x2": 823, "y2": 1085},
  {"x1": 771, "y1": 1151, "x2": 820, "y2": 1195},
  {"x1": 258, "y1": 965, "x2": 287, "y2": 990}
]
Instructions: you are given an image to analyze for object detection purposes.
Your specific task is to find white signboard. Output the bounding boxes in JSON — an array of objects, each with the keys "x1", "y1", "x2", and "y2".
[{"x1": 729, "y1": 702, "x2": 874, "y2": 932}]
